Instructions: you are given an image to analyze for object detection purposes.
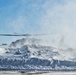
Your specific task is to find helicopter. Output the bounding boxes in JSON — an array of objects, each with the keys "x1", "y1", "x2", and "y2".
[{"x1": 0, "y1": 33, "x2": 67, "y2": 73}]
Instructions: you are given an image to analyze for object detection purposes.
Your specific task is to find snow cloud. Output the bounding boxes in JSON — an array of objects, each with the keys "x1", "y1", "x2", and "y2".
[
  {"x1": 6, "y1": 0, "x2": 76, "y2": 49},
  {"x1": 39, "y1": 0, "x2": 76, "y2": 49}
]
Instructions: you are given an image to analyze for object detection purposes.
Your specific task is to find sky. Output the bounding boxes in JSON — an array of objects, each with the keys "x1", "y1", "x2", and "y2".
[{"x1": 0, "y1": 0, "x2": 76, "y2": 48}]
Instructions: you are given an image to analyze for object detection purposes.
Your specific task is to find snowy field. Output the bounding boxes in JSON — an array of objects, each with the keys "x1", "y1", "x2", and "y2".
[{"x1": 0, "y1": 72, "x2": 76, "y2": 75}]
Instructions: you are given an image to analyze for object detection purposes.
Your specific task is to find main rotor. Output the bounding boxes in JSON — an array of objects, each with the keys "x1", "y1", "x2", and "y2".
[{"x1": 0, "y1": 33, "x2": 51, "y2": 36}]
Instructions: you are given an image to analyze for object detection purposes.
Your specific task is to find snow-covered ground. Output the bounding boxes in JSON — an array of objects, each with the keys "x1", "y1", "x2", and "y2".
[{"x1": 0, "y1": 72, "x2": 76, "y2": 75}]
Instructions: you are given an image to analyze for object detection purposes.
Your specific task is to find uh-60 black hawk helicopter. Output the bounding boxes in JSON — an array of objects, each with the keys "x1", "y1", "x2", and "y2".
[{"x1": 0, "y1": 33, "x2": 52, "y2": 74}]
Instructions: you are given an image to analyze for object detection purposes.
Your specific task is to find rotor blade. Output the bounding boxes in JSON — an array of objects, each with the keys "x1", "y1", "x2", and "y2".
[
  {"x1": 0, "y1": 34, "x2": 31, "y2": 36},
  {"x1": 0, "y1": 33, "x2": 51, "y2": 36}
]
